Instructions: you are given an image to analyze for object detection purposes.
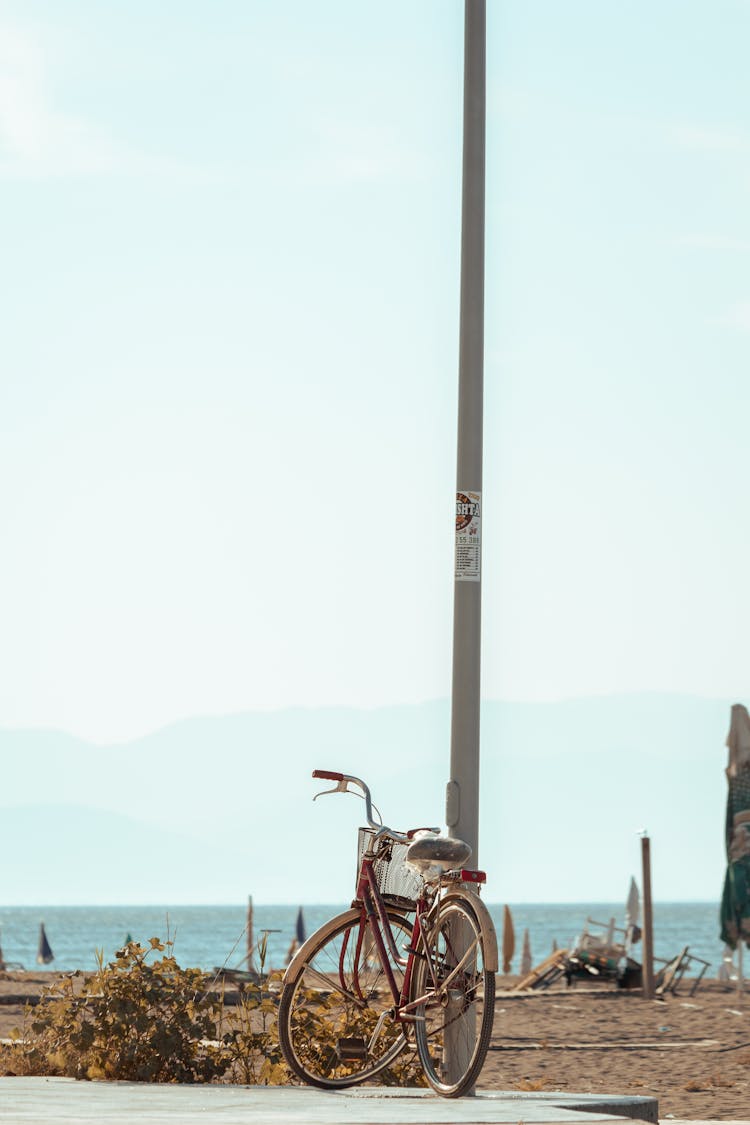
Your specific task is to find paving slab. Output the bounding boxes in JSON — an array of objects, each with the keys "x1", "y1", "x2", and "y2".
[{"x1": 0, "y1": 1078, "x2": 657, "y2": 1125}]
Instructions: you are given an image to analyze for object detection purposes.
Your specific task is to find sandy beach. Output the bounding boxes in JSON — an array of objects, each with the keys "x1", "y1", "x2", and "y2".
[
  {"x1": 2, "y1": 971, "x2": 749, "y2": 1120},
  {"x1": 482, "y1": 978, "x2": 750, "y2": 1120}
]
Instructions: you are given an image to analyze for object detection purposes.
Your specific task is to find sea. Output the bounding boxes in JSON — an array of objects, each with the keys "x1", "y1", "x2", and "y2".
[{"x1": 0, "y1": 902, "x2": 731, "y2": 977}]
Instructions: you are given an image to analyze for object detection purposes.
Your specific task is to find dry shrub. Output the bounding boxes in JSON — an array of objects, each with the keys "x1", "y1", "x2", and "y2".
[
  {"x1": 684, "y1": 1072, "x2": 735, "y2": 1093},
  {"x1": 1, "y1": 940, "x2": 228, "y2": 1082},
  {"x1": 0, "y1": 933, "x2": 424, "y2": 1088},
  {"x1": 514, "y1": 1076, "x2": 553, "y2": 1091}
]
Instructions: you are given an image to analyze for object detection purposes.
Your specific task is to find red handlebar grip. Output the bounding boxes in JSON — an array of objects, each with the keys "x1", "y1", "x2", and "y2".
[{"x1": 312, "y1": 769, "x2": 344, "y2": 781}]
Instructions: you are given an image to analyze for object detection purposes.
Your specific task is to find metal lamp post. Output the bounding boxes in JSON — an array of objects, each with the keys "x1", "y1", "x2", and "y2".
[
  {"x1": 447, "y1": 0, "x2": 485, "y2": 887},
  {"x1": 444, "y1": 0, "x2": 486, "y2": 1088}
]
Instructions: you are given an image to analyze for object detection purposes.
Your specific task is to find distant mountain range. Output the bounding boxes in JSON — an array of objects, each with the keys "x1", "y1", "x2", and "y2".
[{"x1": 0, "y1": 694, "x2": 734, "y2": 906}]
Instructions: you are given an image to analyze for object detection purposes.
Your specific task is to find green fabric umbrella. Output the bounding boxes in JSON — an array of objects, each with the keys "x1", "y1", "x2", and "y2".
[{"x1": 720, "y1": 704, "x2": 750, "y2": 950}]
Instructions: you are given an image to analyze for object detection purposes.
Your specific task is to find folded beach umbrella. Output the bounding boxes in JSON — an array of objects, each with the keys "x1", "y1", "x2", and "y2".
[
  {"x1": 284, "y1": 908, "x2": 308, "y2": 966},
  {"x1": 502, "y1": 905, "x2": 515, "y2": 973},
  {"x1": 37, "y1": 922, "x2": 54, "y2": 965},
  {"x1": 719, "y1": 703, "x2": 750, "y2": 952},
  {"x1": 520, "y1": 928, "x2": 532, "y2": 976},
  {"x1": 625, "y1": 877, "x2": 640, "y2": 931},
  {"x1": 295, "y1": 906, "x2": 306, "y2": 945}
]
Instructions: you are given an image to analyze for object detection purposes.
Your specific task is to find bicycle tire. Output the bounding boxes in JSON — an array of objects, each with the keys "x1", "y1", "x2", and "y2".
[
  {"x1": 278, "y1": 906, "x2": 413, "y2": 1088},
  {"x1": 410, "y1": 894, "x2": 495, "y2": 1096}
]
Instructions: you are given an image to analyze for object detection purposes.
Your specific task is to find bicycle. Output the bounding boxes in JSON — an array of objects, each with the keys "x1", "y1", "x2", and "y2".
[{"x1": 278, "y1": 770, "x2": 498, "y2": 1097}]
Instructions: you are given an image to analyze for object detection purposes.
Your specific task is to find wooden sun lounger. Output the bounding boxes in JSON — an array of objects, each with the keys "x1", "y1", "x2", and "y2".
[
  {"x1": 654, "y1": 947, "x2": 710, "y2": 997},
  {"x1": 511, "y1": 949, "x2": 570, "y2": 991}
]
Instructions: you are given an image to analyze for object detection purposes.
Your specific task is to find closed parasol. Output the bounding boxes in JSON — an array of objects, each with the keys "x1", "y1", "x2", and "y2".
[
  {"x1": 520, "y1": 928, "x2": 532, "y2": 976},
  {"x1": 624, "y1": 876, "x2": 642, "y2": 952},
  {"x1": 625, "y1": 876, "x2": 640, "y2": 933},
  {"x1": 37, "y1": 922, "x2": 54, "y2": 965},
  {"x1": 502, "y1": 905, "x2": 515, "y2": 974},
  {"x1": 295, "y1": 906, "x2": 306, "y2": 945},
  {"x1": 286, "y1": 906, "x2": 307, "y2": 965},
  {"x1": 720, "y1": 703, "x2": 750, "y2": 954}
]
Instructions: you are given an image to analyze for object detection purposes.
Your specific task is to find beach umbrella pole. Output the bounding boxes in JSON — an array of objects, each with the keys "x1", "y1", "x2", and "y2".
[
  {"x1": 739, "y1": 942, "x2": 744, "y2": 995},
  {"x1": 246, "y1": 896, "x2": 255, "y2": 971}
]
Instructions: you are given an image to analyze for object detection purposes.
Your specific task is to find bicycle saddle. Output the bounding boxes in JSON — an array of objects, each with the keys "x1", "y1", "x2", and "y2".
[{"x1": 405, "y1": 832, "x2": 472, "y2": 875}]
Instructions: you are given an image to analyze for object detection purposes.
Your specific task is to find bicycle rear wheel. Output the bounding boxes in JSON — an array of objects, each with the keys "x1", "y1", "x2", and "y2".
[
  {"x1": 410, "y1": 894, "x2": 495, "y2": 1096},
  {"x1": 279, "y1": 906, "x2": 412, "y2": 1088}
]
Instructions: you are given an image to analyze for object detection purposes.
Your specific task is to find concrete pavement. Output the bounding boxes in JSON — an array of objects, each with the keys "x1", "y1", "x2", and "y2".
[{"x1": 0, "y1": 1078, "x2": 659, "y2": 1124}]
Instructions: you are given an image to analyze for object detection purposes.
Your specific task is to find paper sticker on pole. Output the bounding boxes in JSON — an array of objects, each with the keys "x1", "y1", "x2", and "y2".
[{"x1": 455, "y1": 490, "x2": 481, "y2": 582}]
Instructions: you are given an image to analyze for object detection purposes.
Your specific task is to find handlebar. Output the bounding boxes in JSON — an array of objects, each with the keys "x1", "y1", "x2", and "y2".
[{"x1": 311, "y1": 769, "x2": 411, "y2": 843}]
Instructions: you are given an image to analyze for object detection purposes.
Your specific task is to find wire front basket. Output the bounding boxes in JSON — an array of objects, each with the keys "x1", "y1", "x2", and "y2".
[{"x1": 357, "y1": 827, "x2": 423, "y2": 909}]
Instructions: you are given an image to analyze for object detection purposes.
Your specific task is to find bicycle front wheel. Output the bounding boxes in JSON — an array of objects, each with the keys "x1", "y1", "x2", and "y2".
[
  {"x1": 410, "y1": 894, "x2": 495, "y2": 1096},
  {"x1": 278, "y1": 906, "x2": 412, "y2": 1088}
]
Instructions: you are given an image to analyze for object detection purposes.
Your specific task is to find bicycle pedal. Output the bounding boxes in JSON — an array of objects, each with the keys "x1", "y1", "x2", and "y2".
[{"x1": 336, "y1": 1037, "x2": 368, "y2": 1061}]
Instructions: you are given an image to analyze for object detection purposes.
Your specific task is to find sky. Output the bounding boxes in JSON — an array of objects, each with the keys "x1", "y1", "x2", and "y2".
[{"x1": 2, "y1": 0, "x2": 750, "y2": 746}]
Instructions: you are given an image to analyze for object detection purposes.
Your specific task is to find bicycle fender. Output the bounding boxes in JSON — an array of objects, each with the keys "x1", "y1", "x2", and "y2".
[
  {"x1": 443, "y1": 887, "x2": 499, "y2": 973},
  {"x1": 282, "y1": 907, "x2": 362, "y2": 986}
]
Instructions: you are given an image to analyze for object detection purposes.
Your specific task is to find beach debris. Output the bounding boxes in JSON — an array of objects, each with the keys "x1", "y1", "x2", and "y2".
[
  {"x1": 511, "y1": 902, "x2": 709, "y2": 995},
  {"x1": 36, "y1": 922, "x2": 54, "y2": 965},
  {"x1": 563, "y1": 917, "x2": 634, "y2": 987},
  {"x1": 511, "y1": 948, "x2": 569, "y2": 991},
  {"x1": 654, "y1": 947, "x2": 711, "y2": 997}
]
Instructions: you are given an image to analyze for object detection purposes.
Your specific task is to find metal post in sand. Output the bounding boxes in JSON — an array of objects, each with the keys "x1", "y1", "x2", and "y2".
[{"x1": 640, "y1": 835, "x2": 655, "y2": 999}]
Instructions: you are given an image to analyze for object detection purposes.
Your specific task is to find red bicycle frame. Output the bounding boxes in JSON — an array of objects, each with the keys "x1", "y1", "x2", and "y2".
[{"x1": 339, "y1": 846, "x2": 433, "y2": 1028}]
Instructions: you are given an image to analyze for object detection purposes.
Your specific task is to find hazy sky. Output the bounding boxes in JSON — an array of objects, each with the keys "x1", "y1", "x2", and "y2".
[{"x1": 2, "y1": 0, "x2": 750, "y2": 744}]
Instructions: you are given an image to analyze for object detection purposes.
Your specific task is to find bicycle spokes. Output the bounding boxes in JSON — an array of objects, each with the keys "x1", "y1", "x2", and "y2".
[
  {"x1": 279, "y1": 910, "x2": 416, "y2": 1088},
  {"x1": 410, "y1": 897, "x2": 495, "y2": 1096}
]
